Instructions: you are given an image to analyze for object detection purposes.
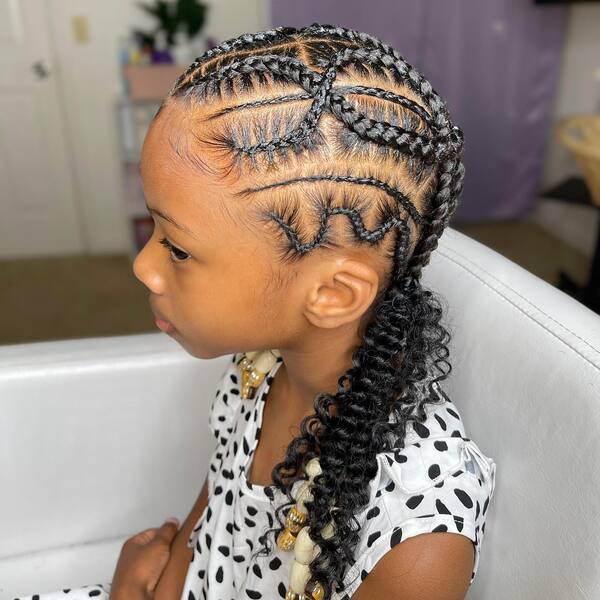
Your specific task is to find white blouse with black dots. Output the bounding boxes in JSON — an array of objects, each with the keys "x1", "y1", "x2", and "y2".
[{"x1": 14, "y1": 352, "x2": 497, "y2": 600}]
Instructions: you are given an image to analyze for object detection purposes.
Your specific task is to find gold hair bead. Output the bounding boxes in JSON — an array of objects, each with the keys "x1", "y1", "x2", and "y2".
[
  {"x1": 286, "y1": 505, "x2": 308, "y2": 532},
  {"x1": 291, "y1": 505, "x2": 308, "y2": 525},
  {"x1": 277, "y1": 528, "x2": 298, "y2": 551},
  {"x1": 306, "y1": 580, "x2": 325, "y2": 600},
  {"x1": 276, "y1": 505, "x2": 308, "y2": 550},
  {"x1": 238, "y1": 349, "x2": 281, "y2": 400}
]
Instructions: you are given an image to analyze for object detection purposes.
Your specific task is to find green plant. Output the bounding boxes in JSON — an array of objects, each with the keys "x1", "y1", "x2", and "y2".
[{"x1": 134, "y1": 0, "x2": 208, "y2": 47}]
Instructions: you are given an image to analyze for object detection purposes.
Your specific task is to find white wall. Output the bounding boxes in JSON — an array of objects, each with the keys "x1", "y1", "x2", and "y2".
[
  {"x1": 541, "y1": 4, "x2": 600, "y2": 189},
  {"x1": 47, "y1": 0, "x2": 269, "y2": 255}
]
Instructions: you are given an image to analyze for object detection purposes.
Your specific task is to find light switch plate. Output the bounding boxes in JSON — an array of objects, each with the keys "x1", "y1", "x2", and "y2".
[{"x1": 71, "y1": 15, "x2": 90, "y2": 45}]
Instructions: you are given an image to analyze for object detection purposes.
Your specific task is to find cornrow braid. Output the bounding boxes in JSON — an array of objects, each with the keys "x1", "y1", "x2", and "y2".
[
  {"x1": 171, "y1": 27, "x2": 300, "y2": 90},
  {"x1": 162, "y1": 24, "x2": 466, "y2": 599},
  {"x1": 406, "y1": 158, "x2": 465, "y2": 280},
  {"x1": 239, "y1": 174, "x2": 428, "y2": 227},
  {"x1": 208, "y1": 91, "x2": 314, "y2": 118},
  {"x1": 302, "y1": 23, "x2": 449, "y2": 115},
  {"x1": 173, "y1": 49, "x2": 462, "y2": 164}
]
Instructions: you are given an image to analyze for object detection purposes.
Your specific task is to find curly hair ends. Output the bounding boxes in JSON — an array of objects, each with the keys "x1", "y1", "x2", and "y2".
[
  {"x1": 165, "y1": 24, "x2": 465, "y2": 599},
  {"x1": 259, "y1": 274, "x2": 455, "y2": 598}
]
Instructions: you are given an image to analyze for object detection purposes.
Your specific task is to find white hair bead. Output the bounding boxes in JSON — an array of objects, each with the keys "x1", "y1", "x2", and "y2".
[
  {"x1": 304, "y1": 457, "x2": 322, "y2": 480},
  {"x1": 289, "y1": 560, "x2": 312, "y2": 594},
  {"x1": 294, "y1": 527, "x2": 320, "y2": 564},
  {"x1": 252, "y1": 349, "x2": 280, "y2": 372},
  {"x1": 296, "y1": 480, "x2": 314, "y2": 513}
]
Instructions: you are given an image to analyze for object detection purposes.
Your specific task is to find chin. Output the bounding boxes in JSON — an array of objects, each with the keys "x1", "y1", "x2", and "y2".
[{"x1": 179, "y1": 341, "x2": 219, "y2": 360}]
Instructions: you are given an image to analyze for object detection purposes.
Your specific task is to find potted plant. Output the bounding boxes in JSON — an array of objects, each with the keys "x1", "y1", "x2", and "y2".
[
  {"x1": 135, "y1": 0, "x2": 208, "y2": 49},
  {"x1": 124, "y1": 0, "x2": 209, "y2": 101}
]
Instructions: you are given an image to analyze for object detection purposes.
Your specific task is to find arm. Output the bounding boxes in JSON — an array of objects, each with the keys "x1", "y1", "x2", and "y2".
[
  {"x1": 109, "y1": 519, "x2": 178, "y2": 600},
  {"x1": 352, "y1": 531, "x2": 475, "y2": 600},
  {"x1": 110, "y1": 585, "x2": 147, "y2": 600},
  {"x1": 152, "y1": 475, "x2": 210, "y2": 600}
]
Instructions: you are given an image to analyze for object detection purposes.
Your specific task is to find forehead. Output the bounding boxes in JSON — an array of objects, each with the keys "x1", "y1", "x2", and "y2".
[
  {"x1": 141, "y1": 102, "x2": 208, "y2": 181},
  {"x1": 140, "y1": 105, "x2": 237, "y2": 232}
]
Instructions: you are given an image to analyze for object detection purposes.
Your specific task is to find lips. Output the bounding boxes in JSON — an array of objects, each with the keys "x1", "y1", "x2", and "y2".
[
  {"x1": 150, "y1": 305, "x2": 176, "y2": 333},
  {"x1": 155, "y1": 317, "x2": 175, "y2": 333}
]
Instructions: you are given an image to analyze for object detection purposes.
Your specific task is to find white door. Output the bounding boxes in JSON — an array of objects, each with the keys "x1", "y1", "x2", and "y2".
[{"x1": 0, "y1": 0, "x2": 83, "y2": 258}]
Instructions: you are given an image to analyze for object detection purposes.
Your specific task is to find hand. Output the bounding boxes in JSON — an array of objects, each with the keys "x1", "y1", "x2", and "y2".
[{"x1": 110, "y1": 518, "x2": 180, "y2": 600}]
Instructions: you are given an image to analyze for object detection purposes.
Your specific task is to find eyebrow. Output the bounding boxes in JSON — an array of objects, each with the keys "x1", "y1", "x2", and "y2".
[{"x1": 144, "y1": 201, "x2": 198, "y2": 238}]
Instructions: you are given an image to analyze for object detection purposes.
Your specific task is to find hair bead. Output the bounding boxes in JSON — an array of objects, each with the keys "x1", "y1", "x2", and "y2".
[
  {"x1": 295, "y1": 480, "x2": 314, "y2": 513},
  {"x1": 305, "y1": 580, "x2": 325, "y2": 600},
  {"x1": 289, "y1": 561, "x2": 312, "y2": 594},
  {"x1": 276, "y1": 528, "x2": 297, "y2": 552},
  {"x1": 294, "y1": 527, "x2": 321, "y2": 564},
  {"x1": 238, "y1": 349, "x2": 281, "y2": 399},
  {"x1": 285, "y1": 505, "x2": 308, "y2": 533},
  {"x1": 304, "y1": 458, "x2": 322, "y2": 480}
]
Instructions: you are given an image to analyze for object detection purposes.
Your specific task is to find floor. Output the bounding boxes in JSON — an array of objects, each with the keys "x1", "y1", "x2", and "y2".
[
  {"x1": 0, "y1": 219, "x2": 591, "y2": 346},
  {"x1": 0, "y1": 254, "x2": 151, "y2": 345}
]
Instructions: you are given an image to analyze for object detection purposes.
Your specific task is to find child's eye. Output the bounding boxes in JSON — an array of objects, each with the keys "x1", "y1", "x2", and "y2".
[{"x1": 159, "y1": 237, "x2": 190, "y2": 263}]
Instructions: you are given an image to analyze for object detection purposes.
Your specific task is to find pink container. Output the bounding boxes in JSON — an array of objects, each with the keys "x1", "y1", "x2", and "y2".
[{"x1": 124, "y1": 65, "x2": 187, "y2": 102}]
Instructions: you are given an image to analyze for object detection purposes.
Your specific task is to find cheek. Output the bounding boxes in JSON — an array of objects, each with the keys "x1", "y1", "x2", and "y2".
[{"x1": 177, "y1": 263, "x2": 271, "y2": 335}]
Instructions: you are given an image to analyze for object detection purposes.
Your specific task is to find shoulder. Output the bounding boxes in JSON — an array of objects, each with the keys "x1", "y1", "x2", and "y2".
[
  {"x1": 352, "y1": 530, "x2": 475, "y2": 600},
  {"x1": 334, "y1": 399, "x2": 497, "y2": 599}
]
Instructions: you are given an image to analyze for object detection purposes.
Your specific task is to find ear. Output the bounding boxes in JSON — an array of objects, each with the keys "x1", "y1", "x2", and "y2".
[{"x1": 303, "y1": 259, "x2": 379, "y2": 329}]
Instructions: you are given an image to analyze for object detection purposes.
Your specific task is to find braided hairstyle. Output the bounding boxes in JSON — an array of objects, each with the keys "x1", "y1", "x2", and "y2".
[{"x1": 163, "y1": 24, "x2": 465, "y2": 599}]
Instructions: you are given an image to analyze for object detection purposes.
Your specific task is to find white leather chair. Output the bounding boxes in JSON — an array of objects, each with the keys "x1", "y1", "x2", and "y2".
[{"x1": 1, "y1": 227, "x2": 599, "y2": 599}]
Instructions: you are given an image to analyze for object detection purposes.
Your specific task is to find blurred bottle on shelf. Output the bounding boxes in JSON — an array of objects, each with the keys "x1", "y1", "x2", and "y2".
[
  {"x1": 151, "y1": 31, "x2": 173, "y2": 64},
  {"x1": 172, "y1": 28, "x2": 194, "y2": 64}
]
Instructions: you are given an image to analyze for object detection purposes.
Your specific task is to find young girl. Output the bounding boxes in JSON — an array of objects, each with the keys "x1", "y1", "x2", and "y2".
[{"x1": 18, "y1": 23, "x2": 496, "y2": 600}]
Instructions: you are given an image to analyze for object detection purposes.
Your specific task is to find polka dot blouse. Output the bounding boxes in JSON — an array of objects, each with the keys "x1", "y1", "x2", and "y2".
[{"x1": 15, "y1": 352, "x2": 497, "y2": 600}]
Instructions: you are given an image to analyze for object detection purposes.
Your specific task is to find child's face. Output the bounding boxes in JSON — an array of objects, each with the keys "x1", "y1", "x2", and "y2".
[{"x1": 133, "y1": 101, "x2": 302, "y2": 359}]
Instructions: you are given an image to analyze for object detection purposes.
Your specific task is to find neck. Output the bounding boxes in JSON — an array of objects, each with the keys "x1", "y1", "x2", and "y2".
[{"x1": 272, "y1": 326, "x2": 363, "y2": 419}]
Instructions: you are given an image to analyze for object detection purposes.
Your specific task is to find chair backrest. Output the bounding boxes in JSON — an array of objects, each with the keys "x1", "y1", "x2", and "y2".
[
  {"x1": 422, "y1": 227, "x2": 600, "y2": 599},
  {"x1": 0, "y1": 333, "x2": 228, "y2": 596},
  {"x1": 1, "y1": 226, "x2": 599, "y2": 598}
]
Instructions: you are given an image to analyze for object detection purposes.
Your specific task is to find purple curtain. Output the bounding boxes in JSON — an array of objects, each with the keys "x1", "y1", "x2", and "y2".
[{"x1": 271, "y1": 0, "x2": 567, "y2": 222}]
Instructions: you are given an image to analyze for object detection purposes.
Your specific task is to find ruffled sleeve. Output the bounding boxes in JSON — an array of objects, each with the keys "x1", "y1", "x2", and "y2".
[{"x1": 336, "y1": 435, "x2": 497, "y2": 599}]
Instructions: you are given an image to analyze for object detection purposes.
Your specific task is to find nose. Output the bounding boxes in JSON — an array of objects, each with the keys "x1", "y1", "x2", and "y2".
[{"x1": 132, "y1": 238, "x2": 164, "y2": 294}]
